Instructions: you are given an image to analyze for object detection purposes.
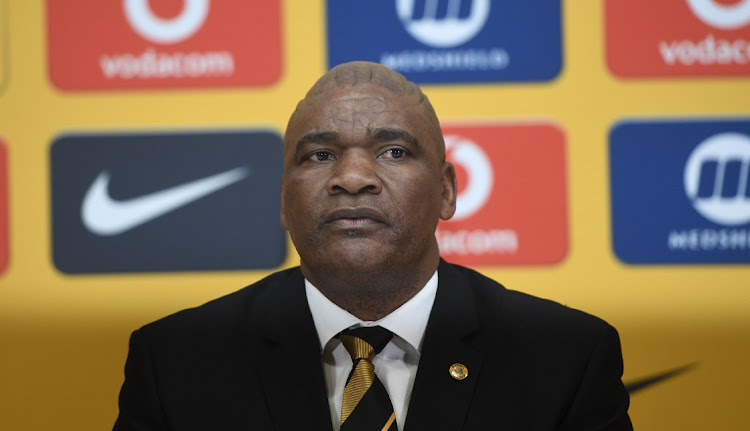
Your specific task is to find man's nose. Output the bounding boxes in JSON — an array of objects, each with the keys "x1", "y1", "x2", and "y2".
[{"x1": 327, "y1": 152, "x2": 382, "y2": 195}]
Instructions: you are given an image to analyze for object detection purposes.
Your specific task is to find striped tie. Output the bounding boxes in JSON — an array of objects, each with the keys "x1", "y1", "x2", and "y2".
[{"x1": 338, "y1": 326, "x2": 398, "y2": 431}]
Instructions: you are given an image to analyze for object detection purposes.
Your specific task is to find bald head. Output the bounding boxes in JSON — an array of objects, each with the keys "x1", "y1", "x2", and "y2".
[
  {"x1": 286, "y1": 62, "x2": 444, "y2": 156},
  {"x1": 307, "y1": 61, "x2": 424, "y2": 98}
]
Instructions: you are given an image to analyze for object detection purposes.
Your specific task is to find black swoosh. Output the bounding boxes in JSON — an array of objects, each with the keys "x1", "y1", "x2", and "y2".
[{"x1": 625, "y1": 362, "x2": 698, "y2": 394}]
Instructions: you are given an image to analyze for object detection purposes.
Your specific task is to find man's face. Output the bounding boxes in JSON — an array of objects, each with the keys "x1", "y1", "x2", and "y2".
[{"x1": 281, "y1": 83, "x2": 455, "y2": 277}]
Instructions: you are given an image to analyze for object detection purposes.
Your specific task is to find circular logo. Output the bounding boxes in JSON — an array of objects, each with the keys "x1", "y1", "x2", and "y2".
[
  {"x1": 687, "y1": 0, "x2": 750, "y2": 30},
  {"x1": 445, "y1": 134, "x2": 493, "y2": 221},
  {"x1": 396, "y1": 0, "x2": 490, "y2": 48},
  {"x1": 124, "y1": 0, "x2": 210, "y2": 44},
  {"x1": 684, "y1": 132, "x2": 750, "y2": 225}
]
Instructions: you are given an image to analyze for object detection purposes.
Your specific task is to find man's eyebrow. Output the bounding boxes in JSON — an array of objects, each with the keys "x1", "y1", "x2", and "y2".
[
  {"x1": 296, "y1": 131, "x2": 339, "y2": 152},
  {"x1": 368, "y1": 127, "x2": 419, "y2": 147}
]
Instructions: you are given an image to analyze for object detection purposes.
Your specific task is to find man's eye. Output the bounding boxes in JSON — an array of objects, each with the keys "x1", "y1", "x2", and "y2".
[
  {"x1": 309, "y1": 151, "x2": 334, "y2": 161},
  {"x1": 383, "y1": 148, "x2": 406, "y2": 159}
]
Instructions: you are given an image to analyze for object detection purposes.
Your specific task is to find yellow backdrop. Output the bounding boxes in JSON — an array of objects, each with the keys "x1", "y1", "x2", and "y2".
[{"x1": 0, "y1": 1, "x2": 748, "y2": 430}]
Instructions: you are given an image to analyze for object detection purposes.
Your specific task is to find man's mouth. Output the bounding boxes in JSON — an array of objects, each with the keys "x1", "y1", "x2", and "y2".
[{"x1": 324, "y1": 207, "x2": 386, "y2": 228}]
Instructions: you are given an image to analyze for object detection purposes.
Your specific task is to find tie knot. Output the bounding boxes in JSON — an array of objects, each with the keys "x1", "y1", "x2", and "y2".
[{"x1": 339, "y1": 326, "x2": 393, "y2": 360}]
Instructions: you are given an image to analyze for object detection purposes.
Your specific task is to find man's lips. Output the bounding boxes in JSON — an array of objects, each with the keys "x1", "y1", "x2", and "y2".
[{"x1": 324, "y1": 207, "x2": 386, "y2": 228}]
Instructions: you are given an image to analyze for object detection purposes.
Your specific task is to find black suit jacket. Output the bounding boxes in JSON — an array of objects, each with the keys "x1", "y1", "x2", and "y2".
[{"x1": 114, "y1": 261, "x2": 632, "y2": 430}]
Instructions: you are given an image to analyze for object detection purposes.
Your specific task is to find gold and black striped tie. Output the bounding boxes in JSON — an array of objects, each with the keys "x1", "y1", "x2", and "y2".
[{"x1": 338, "y1": 326, "x2": 397, "y2": 431}]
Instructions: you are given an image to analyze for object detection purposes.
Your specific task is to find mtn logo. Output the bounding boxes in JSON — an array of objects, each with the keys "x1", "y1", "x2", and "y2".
[
  {"x1": 396, "y1": 0, "x2": 490, "y2": 48},
  {"x1": 685, "y1": 132, "x2": 750, "y2": 226},
  {"x1": 610, "y1": 119, "x2": 750, "y2": 264}
]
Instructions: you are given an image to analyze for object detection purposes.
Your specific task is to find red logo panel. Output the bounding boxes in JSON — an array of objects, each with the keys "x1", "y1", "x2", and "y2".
[
  {"x1": 47, "y1": 0, "x2": 282, "y2": 90},
  {"x1": 606, "y1": 0, "x2": 750, "y2": 77},
  {"x1": 0, "y1": 138, "x2": 7, "y2": 275},
  {"x1": 437, "y1": 123, "x2": 567, "y2": 266}
]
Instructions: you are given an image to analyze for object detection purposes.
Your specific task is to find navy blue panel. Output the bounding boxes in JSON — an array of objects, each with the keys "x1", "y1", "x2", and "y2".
[
  {"x1": 327, "y1": 0, "x2": 562, "y2": 84},
  {"x1": 609, "y1": 119, "x2": 750, "y2": 264}
]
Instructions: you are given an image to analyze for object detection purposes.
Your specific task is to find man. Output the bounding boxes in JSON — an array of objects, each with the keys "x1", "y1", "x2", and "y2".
[{"x1": 114, "y1": 62, "x2": 632, "y2": 430}]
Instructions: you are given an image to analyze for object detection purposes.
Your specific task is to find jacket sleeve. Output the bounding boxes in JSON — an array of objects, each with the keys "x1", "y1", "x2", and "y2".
[
  {"x1": 113, "y1": 329, "x2": 167, "y2": 431},
  {"x1": 559, "y1": 323, "x2": 633, "y2": 431}
]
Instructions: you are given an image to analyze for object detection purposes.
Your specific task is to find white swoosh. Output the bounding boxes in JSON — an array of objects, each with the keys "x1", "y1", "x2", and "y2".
[{"x1": 81, "y1": 167, "x2": 250, "y2": 236}]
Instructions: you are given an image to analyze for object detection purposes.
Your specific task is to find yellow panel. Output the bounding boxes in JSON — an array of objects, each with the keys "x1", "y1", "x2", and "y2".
[{"x1": 0, "y1": 0, "x2": 5, "y2": 91}]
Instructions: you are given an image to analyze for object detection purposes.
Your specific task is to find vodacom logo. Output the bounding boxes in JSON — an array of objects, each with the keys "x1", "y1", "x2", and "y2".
[
  {"x1": 123, "y1": 0, "x2": 210, "y2": 44},
  {"x1": 687, "y1": 0, "x2": 750, "y2": 29},
  {"x1": 684, "y1": 132, "x2": 750, "y2": 225},
  {"x1": 445, "y1": 134, "x2": 493, "y2": 221},
  {"x1": 396, "y1": 0, "x2": 490, "y2": 48}
]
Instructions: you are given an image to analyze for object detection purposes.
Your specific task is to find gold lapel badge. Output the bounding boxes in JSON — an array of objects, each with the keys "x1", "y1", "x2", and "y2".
[{"x1": 449, "y1": 363, "x2": 468, "y2": 381}]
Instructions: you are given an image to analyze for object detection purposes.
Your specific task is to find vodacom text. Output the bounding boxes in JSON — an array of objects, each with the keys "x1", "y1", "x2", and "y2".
[
  {"x1": 660, "y1": 35, "x2": 750, "y2": 66},
  {"x1": 100, "y1": 48, "x2": 234, "y2": 80}
]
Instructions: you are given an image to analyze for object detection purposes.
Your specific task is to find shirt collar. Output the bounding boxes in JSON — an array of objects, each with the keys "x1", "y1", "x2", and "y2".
[{"x1": 305, "y1": 271, "x2": 438, "y2": 353}]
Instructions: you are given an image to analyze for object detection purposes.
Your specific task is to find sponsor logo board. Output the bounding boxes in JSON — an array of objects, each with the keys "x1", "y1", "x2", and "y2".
[
  {"x1": 606, "y1": 0, "x2": 750, "y2": 77},
  {"x1": 327, "y1": 0, "x2": 562, "y2": 84},
  {"x1": 0, "y1": 138, "x2": 7, "y2": 275},
  {"x1": 51, "y1": 130, "x2": 286, "y2": 273},
  {"x1": 437, "y1": 123, "x2": 567, "y2": 265},
  {"x1": 610, "y1": 119, "x2": 750, "y2": 264},
  {"x1": 47, "y1": 0, "x2": 282, "y2": 90}
]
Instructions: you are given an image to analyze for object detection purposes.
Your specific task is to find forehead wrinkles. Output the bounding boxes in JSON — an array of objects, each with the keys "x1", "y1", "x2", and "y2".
[
  {"x1": 332, "y1": 92, "x2": 413, "y2": 120},
  {"x1": 291, "y1": 90, "x2": 423, "y2": 132},
  {"x1": 308, "y1": 90, "x2": 423, "y2": 111},
  {"x1": 327, "y1": 96, "x2": 386, "y2": 131}
]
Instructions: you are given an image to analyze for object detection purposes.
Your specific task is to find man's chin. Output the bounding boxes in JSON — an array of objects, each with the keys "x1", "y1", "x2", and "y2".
[{"x1": 319, "y1": 243, "x2": 394, "y2": 272}]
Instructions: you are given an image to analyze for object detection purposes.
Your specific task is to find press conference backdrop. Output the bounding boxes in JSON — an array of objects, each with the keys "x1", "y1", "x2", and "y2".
[{"x1": 0, "y1": 1, "x2": 748, "y2": 429}]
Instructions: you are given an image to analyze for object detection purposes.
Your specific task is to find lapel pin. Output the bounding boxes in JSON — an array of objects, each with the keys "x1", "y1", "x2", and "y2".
[{"x1": 449, "y1": 363, "x2": 468, "y2": 381}]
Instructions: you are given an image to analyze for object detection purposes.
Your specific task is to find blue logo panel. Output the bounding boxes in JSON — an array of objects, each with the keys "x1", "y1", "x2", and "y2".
[
  {"x1": 610, "y1": 119, "x2": 750, "y2": 264},
  {"x1": 51, "y1": 130, "x2": 286, "y2": 273},
  {"x1": 327, "y1": 0, "x2": 562, "y2": 84}
]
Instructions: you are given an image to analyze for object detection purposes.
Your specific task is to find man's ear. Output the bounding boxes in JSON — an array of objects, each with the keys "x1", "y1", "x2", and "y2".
[{"x1": 439, "y1": 161, "x2": 457, "y2": 220}]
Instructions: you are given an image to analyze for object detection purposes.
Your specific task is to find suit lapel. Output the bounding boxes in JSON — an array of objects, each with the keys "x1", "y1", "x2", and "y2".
[
  {"x1": 252, "y1": 269, "x2": 334, "y2": 431},
  {"x1": 404, "y1": 261, "x2": 483, "y2": 431}
]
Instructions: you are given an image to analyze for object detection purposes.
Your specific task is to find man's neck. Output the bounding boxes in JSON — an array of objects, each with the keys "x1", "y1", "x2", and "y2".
[{"x1": 300, "y1": 256, "x2": 439, "y2": 321}]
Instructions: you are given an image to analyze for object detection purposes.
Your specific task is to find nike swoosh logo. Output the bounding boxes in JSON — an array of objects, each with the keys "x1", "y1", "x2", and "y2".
[
  {"x1": 81, "y1": 166, "x2": 250, "y2": 236},
  {"x1": 625, "y1": 362, "x2": 698, "y2": 395}
]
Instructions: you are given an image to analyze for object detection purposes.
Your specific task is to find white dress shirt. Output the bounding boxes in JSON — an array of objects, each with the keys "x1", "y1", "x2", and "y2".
[{"x1": 305, "y1": 271, "x2": 438, "y2": 431}]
